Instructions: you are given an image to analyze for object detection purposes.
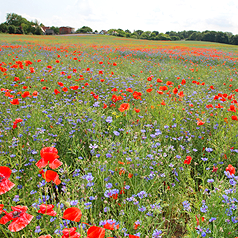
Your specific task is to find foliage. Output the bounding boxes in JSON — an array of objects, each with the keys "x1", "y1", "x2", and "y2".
[
  {"x1": 0, "y1": 23, "x2": 8, "y2": 33},
  {"x1": 75, "y1": 26, "x2": 93, "y2": 34},
  {"x1": 50, "y1": 26, "x2": 59, "y2": 35},
  {"x1": 7, "y1": 25, "x2": 16, "y2": 34}
]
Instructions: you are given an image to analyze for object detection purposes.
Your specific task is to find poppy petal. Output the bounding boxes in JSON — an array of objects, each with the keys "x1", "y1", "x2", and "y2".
[
  {"x1": 0, "y1": 166, "x2": 12, "y2": 179},
  {"x1": 0, "y1": 179, "x2": 15, "y2": 195},
  {"x1": 49, "y1": 159, "x2": 63, "y2": 169},
  {"x1": 0, "y1": 214, "x2": 12, "y2": 225},
  {"x1": 63, "y1": 207, "x2": 82, "y2": 222},
  {"x1": 40, "y1": 147, "x2": 58, "y2": 156},
  {"x1": 44, "y1": 170, "x2": 61, "y2": 185},
  {"x1": 35, "y1": 158, "x2": 48, "y2": 169},
  {"x1": 87, "y1": 226, "x2": 105, "y2": 238},
  {"x1": 8, "y1": 213, "x2": 33, "y2": 232}
]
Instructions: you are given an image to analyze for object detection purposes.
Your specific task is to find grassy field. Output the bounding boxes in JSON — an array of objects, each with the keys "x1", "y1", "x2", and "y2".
[{"x1": 0, "y1": 34, "x2": 238, "y2": 238}]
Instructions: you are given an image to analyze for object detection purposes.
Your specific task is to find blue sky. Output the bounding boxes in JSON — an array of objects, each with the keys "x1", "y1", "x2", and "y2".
[{"x1": 0, "y1": 0, "x2": 238, "y2": 34}]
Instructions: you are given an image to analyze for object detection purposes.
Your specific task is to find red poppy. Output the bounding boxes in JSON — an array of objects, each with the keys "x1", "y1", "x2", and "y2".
[
  {"x1": 113, "y1": 62, "x2": 117, "y2": 66},
  {"x1": 70, "y1": 86, "x2": 79, "y2": 90},
  {"x1": 62, "y1": 227, "x2": 81, "y2": 238},
  {"x1": 133, "y1": 91, "x2": 142, "y2": 100},
  {"x1": 10, "y1": 98, "x2": 19, "y2": 105},
  {"x1": 231, "y1": 115, "x2": 238, "y2": 121},
  {"x1": 129, "y1": 235, "x2": 140, "y2": 238},
  {"x1": 159, "y1": 86, "x2": 168, "y2": 91},
  {"x1": 13, "y1": 118, "x2": 23, "y2": 129},
  {"x1": 166, "y1": 81, "x2": 173, "y2": 86},
  {"x1": 103, "y1": 103, "x2": 107, "y2": 109},
  {"x1": 146, "y1": 88, "x2": 153, "y2": 93},
  {"x1": 226, "y1": 164, "x2": 235, "y2": 175},
  {"x1": 38, "y1": 235, "x2": 52, "y2": 238},
  {"x1": 173, "y1": 87, "x2": 178, "y2": 94},
  {"x1": 62, "y1": 87, "x2": 68, "y2": 92},
  {"x1": 128, "y1": 173, "x2": 133, "y2": 178},
  {"x1": 54, "y1": 89, "x2": 60, "y2": 95},
  {"x1": 0, "y1": 166, "x2": 15, "y2": 195},
  {"x1": 40, "y1": 170, "x2": 61, "y2": 185},
  {"x1": 103, "y1": 221, "x2": 119, "y2": 230},
  {"x1": 58, "y1": 82, "x2": 64, "y2": 86},
  {"x1": 38, "y1": 204, "x2": 57, "y2": 216},
  {"x1": 134, "y1": 108, "x2": 140, "y2": 113},
  {"x1": 126, "y1": 88, "x2": 133, "y2": 93},
  {"x1": 33, "y1": 91, "x2": 38, "y2": 96},
  {"x1": 161, "y1": 100, "x2": 166, "y2": 106},
  {"x1": 0, "y1": 205, "x2": 33, "y2": 232},
  {"x1": 212, "y1": 166, "x2": 218, "y2": 173},
  {"x1": 157, "y1": 91, "x2": 164, "y2": 95},
  {"x1": 184, "y1": 156, "x2": 192, "y2": 165},
  {"x1": 21, "y1": 91, "x2": 30, "y2": 98},
  {"x1": 197, "y1": 120, "x2": 205, "y2": 126},
  {"x1": 181, "y1": 79, "x2": 186, "y2": 85},
  {"x1": 87, "y1": 226, "x2": 105, "y2": 238},
  {"x1": 0, "y1": 204, "x2": 4, "y2": 214},
  {"x1": 178, "y1": 91, "x2": 184, "y2": 98},
  {"x1": 63, "y1": 207, "x2": 82, "y2": 222},
  {"x1": 36, "y1": 147, "x2": 62, "y2": 169},
  {"x1": 118, "y1": 103, "x2": 130, "y2": 112}
]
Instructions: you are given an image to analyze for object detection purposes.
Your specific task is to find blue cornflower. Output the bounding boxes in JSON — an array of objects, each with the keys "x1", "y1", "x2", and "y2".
[
  {"x1": 138, "y1": 206, "x2": 146, "y2": 212},
  {"x1": 113, "y1": 131, "x2": 120, "y2": 136},
  {"x1": 70, "y1": 200, "x2": 78, "y2": 206},
  {"x1": 35, "y1": 226, "x2": 41, "y2": 233},
  {"x1": 106, "y1": 116, "x2": 113, "y2": 123},
  {"x1": 205, "y1": 148, "x2": 213, "y2": 152},
  {"x1": 106, "y1": 183, "x2": 113, "y2": 189},
  {"x1": 207, "y1": 179, "x2": 214, "y2": 183}
]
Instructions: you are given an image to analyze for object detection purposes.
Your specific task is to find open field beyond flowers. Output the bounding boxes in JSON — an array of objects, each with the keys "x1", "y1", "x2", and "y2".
[{"x1": 0, "y1": 34, "x2": 238, "y2": 238}]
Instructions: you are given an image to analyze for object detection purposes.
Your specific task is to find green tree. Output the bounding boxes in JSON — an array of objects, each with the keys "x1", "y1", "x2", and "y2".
[
  {"x1": 135, "y1": 30, "x2": 143, "y2": 36},
  {"x1": 230, "y1": 35, "x2": 238, "y2": 45},
  {"x1": 0, "y1": 23, "x2": 8, "y2": 33},
  {"x1": 131, "y1": 32, "x2": 139, "y2": 39},
  {"x1": 21, "y1": 23, "x2": 28, "y2": 34},
  {"x1": 187, "y1": 32, "x2": 202, "y2": 41},
  {"x1": 149, "y1": 32, "x2": 156, "y2": 40},
  {"x1": 170, "y1": 35, "x2": 180, "y2": 41},
  {"x1": 140, "y1": 31, "x2": 151, "y2": 39},
  {"x1": 50, "y1": 26, "x2": 59, "y2": 34},
  {"x1": 76, "y1": 26, "x2": 93, "y2": 33},
  {"x1": 201, "y1": 31, "x2": 216, "y2": 42},
  {"x1": 35, "y1": 26, "x2": 43, "y2": 35},
  {"x1": 215, "y1": 31, "x2": 228, "y2": 44},
  {"x1": 152, "y1": 31, "x2": 159, "y2": 36},
  {"x1": 8, "y1": 25, "x2": 16, "y2": 34},
  {"x1": 125, "y1": 32, "x2": 131, "y2": 38},
  {"x1": 117, "y1": 29, "x2": 126, "y2": 37},
  {"x1": 125, "y1": 29, "x2": 131, "y2": 33},
  {"x1": 6, "y1": 13, "x2": 28, "y2": 27},
  {"x1": 156, "y1": 33, "x2": 171, "y2": 41},
  {"x1": 107, "y1": 29, "x2": 117, "y2": 35}
]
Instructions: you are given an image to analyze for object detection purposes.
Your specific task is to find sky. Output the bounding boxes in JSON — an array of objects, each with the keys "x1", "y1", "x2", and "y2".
[{"x1": 0, "y1": 0, "x2": 238, "y2": 34}]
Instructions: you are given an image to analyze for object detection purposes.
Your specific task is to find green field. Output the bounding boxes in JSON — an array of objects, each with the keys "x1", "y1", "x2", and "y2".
[{"x1": 0, "y1": 34, "x2": 238, "y2": 238}]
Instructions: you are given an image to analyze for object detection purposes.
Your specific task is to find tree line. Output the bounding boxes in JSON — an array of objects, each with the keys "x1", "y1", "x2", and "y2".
[
  {"x1": 106, "y1": 29, "x2": 238, "y2": 45},
  {"x1": 0, "y1": 13, "x2": 238, "y2": 45}
]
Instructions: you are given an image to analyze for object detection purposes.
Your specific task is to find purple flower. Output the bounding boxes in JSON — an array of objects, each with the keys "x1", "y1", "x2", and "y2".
[
  {"x1": 113, "y1": 131, "x2": 120, "y2": 136},
  {"x1": 106, "y1": 116, "x2": 112, "y2": 123}
]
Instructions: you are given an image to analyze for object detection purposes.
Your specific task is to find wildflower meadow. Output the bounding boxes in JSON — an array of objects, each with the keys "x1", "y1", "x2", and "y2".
[{"x1": 0, "y1": 34, "x2": 238, "y2": 238}]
